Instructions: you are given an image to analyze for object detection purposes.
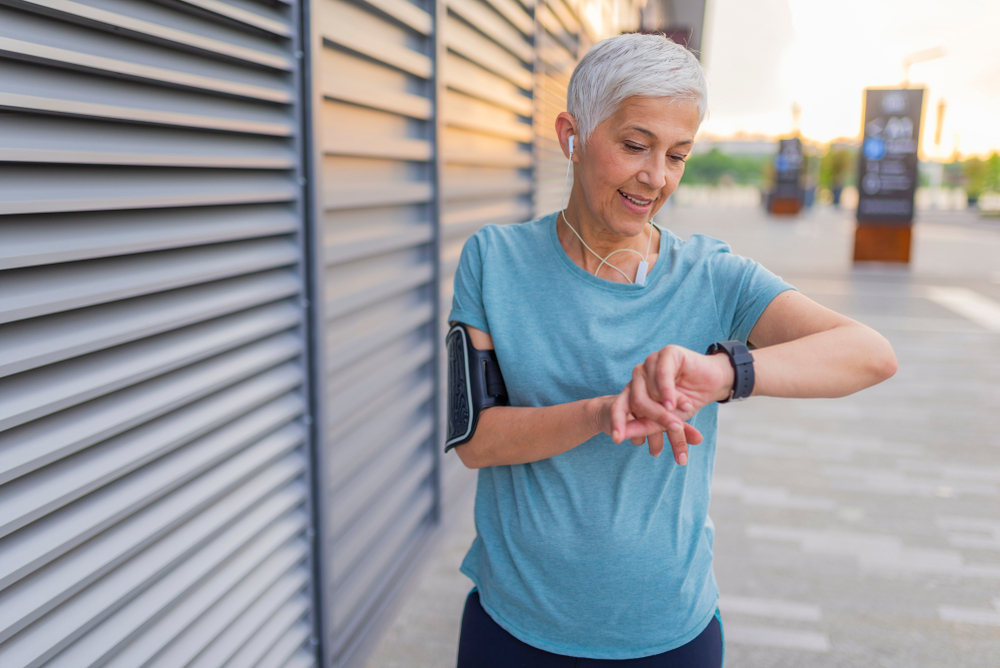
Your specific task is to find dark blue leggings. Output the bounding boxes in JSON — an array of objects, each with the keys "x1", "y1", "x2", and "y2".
[{"x1": 457, "y1": 591, "x2": 724, "y2": 668}]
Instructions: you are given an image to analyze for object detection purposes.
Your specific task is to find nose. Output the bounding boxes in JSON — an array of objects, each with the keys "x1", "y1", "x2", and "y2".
[{"x1": 636, "y1": 153, "x2": 667, "y2": 191}]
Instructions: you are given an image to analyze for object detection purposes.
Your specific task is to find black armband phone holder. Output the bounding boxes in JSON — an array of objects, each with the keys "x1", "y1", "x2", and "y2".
[{"x1": 445, "y1": 323, "x2": 509, "y2": 452}]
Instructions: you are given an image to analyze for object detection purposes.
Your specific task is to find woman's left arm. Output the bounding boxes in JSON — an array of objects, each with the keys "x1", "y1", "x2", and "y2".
[{"x1": 746, "y1": 289, "x2": 897, "y2": 398}]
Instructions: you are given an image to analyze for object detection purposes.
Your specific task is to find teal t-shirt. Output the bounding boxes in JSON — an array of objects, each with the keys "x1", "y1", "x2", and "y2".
[{"x1": 449, "y1": 212, "x2": 794, "y2": 659}]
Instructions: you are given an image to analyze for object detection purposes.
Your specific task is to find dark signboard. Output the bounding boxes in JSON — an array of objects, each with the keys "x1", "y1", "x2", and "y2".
[
  {"x1": 774, "y1": 137, "x2": 803, "y2": 195},
  {"x1": 856, "y1": 88, "x2": 924, "y2": 224}
]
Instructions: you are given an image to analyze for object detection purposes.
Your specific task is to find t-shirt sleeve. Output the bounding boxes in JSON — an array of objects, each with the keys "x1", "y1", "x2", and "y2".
[
  {"x1": 708, "y1": 243, "x2": 795, "y2": 344},
  {"x1": 448, "y1": 230, "x2": 491, "y2": 334}
]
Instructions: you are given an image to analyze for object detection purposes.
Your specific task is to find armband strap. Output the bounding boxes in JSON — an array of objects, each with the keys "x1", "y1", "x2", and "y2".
[{"x1": 445, "y1": 323, "x2": 509, "y2": 452}]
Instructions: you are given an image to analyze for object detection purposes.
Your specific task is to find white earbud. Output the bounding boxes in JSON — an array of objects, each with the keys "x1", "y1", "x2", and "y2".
[{"x1": 568, "y1": 135, "x2": 575, "y2": 158}]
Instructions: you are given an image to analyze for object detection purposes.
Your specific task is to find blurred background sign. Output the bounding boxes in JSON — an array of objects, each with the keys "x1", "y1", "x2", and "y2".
[
  {"x1": 854, "y1": 88, "x2": 925, "y2": 262},
  {"x1": 768, "y1": 137, "x2": 805, "y2": 215}
]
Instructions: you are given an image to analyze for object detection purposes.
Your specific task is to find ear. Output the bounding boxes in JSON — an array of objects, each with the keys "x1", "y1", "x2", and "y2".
[{"x1": 555, "y1": 112, "x2": 578, "y2": 161}]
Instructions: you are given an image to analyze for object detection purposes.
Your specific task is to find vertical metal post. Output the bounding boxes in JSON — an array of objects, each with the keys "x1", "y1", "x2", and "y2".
[
  {"x1": 297, "y1": 0, "x2": 334, "y2": 664},
  {"x1": 430, "y1": 0, "x2": 447, "y2": 524}
]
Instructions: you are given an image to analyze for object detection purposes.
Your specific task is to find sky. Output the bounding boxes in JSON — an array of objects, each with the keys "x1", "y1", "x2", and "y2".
[{"x1": 697, "y1": 0, "x2": 1000, "y2": 158}]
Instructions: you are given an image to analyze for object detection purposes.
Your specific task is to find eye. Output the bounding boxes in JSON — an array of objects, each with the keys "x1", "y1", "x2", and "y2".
[
  {"x1": 670, "y1": 154, "x2": 688, "y2": 163},
  {"x1": 624, "y1": 142, "x2": 646, "y2": 152}
]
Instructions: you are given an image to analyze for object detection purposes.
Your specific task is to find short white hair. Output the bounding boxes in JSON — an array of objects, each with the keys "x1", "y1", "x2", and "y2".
[{"x1": 566, "y1": 33, "x2": 708, "y2": 147}]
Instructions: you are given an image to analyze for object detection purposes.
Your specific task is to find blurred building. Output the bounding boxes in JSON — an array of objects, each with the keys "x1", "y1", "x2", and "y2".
[{"x1": 0, "y1": 1, "x2": 703, "y2": 667}]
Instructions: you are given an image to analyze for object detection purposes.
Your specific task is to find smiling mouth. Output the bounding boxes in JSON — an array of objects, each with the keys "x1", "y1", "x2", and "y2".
[{"x1": 619, "y1": 190, "x2": 653, "y2": 207}]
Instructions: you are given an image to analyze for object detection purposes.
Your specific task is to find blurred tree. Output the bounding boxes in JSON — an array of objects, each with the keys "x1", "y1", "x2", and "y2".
[
  {"x1": 964, "y1": 157, "x2": 988, "y2": 205},
  {"x1": 985, "y1": 152, "x2": 1000, "y2": 193},
  {"x1": 818, "y1": 146, "x2": 855, "y2": 205},
  {"x1": 683, "y1": 148, "x2": 769, "y2": 186}
]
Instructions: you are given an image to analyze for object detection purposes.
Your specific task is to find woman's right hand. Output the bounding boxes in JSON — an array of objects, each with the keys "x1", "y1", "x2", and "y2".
[{"x1": 592, "y1": 394, "x2": 703, "y2": 462}]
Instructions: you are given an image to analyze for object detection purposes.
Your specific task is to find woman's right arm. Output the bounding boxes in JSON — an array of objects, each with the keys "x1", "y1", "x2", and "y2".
[{"x1": 453, "y1": 324, "x2": 700, "y2": 468}]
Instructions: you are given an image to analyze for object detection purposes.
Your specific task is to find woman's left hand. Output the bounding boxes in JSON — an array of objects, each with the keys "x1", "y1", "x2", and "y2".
[{"x1": 610, "y1": 345, "x2": 734, "y2": 464}]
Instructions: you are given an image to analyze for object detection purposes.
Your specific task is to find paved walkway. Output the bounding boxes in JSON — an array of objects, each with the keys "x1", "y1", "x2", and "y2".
[{"x1": 366, "y1": 205, "x2": 1000, "y2": 668}]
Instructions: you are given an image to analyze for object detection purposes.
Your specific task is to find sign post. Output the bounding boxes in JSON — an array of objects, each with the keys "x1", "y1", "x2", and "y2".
[{"x1": 854, "y1": 88, "x2": 925, "y2": 262}]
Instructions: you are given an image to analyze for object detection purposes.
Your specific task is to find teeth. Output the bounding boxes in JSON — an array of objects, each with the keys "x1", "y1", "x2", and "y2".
[{"x1": 621, "y1": 191, "x2": 651, "y2": 206}]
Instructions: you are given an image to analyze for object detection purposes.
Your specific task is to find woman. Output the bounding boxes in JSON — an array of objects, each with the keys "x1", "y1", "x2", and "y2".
[{"x1": 448, "y1": 33, "x2": 897, "y2": 667}]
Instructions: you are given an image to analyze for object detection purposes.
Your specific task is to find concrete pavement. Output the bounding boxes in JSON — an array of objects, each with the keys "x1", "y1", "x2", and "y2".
[{"x1": 365, "y1": 204, "x2": 1000, "y2": 668}]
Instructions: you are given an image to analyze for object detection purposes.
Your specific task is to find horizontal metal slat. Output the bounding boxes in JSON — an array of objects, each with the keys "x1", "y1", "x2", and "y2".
[
  {"x1": 0, "y1": 113, "x2": 293, "y2": 168},
  {"x1": 0, "y1": 167, "x2": 297, "y2": 216},
  {"x1": 442, "y1": 174, "x2": 532, "y2": 201},
  {"x1": 324, "y1": 182, "x2": 433, "y2": 211},
  {"x1": 357, "y1": 0, "x2": 432, "y2": 35},
  {"x1": 4, "y1": 0, "x2": 293, "y2": 70},
  {"x1": 443, "y1": 147, "x2": 532, "y2": 167},
  {"x1": 0, "y1": 236, "x2": 299, "y2": 325},
  {"x1": 324, "y1": 133, "x2": 431, "y2": 162},
  {"x1": 447, "y1": 0, "x2": 532, "y2": 63},
  {"x1": 0, "y1": 462, "x2": 306, "y2": 666},
  {"x1": 165, "y1": 0, "x2": 292, "y2": 37},
  {"x1": 0, "y1": 271, "x2": 298, "y2": 379},
  {"x1": 324, "y1": 223, "x2": 433, "y2": 266},
  {"x1": 0, "y1": 94, "x2": 290, "y2": 140},
  {"x1": 444, "y1": 15, "x2": 531, "y2": 90},
  {"x1": 0, "y1": 36, "x2": 290, "y2": 102},
  {"x1": 0, "y1": 302, "x2": 300, "y2": 432},
  {"x1": 0, "y1": 334, "x2": 301, "y2": 487},
  {"x1": 36, "y1": 503, "x2": 308, "y2": 668},
  {"x1": 444, "y1": 53, "x2": 533, "y2": 116},
  {"x1": 321, "y1": 70, "x2": 432, "y2": 120},
  {"x1": 0, "y1": 204, "x2": 297, "y2": 271},
  {"x1": 181, "y1": 568, "x2": 309, "y2": 668},
  {"x1": 104, "y1": 546, "x2": 307, "y2": 668},
  {"x1": 441, "y1": 198, "x2": 531, "y2": 229}
]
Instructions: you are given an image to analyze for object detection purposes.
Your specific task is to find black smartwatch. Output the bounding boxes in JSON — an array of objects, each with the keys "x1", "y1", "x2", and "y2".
[{"x1": 705, "y1": 341, "x2": 754, "y2": 403}]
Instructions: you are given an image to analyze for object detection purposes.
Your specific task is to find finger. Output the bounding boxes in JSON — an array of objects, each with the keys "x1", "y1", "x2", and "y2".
[
  {"x1": 644, "y1": 352, "x2": 665, "y2": 403},
  {"x1": 656, "y1": 348, "x2": 681, "y2": 411},
  {"x1": 664, "y1": 419, "x2": 689, "y2": 465},
  {"x1": 647, "y1": 430, "x2": 664, "y2": 458},
  {"x1": 622, "y1": 416, "x2": 663, "y2": 441},
  {"x1": 629, "y1": 367, "x2": 672, "y2": 427},
  {"x1": 683, "y1": 422, "x2": 704, "y2": 445},
  {"x1": 610, "y1": 389, "x2": 630, "y2": 443}
]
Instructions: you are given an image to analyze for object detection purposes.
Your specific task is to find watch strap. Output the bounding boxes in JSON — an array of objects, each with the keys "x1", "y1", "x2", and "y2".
[{"x1": 705, "y1": 340, "x2": 755, "y2": 402}]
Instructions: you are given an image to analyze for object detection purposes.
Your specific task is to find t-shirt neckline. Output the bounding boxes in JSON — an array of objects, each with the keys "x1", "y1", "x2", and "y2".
[{"x1": 545, "y1": 211, "x2": 669, "y2": 293}]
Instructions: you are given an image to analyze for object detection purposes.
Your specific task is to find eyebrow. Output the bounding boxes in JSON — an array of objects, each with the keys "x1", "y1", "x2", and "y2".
[{"x1": 627, "y1": 126, "x2": 694, "y2": 147}]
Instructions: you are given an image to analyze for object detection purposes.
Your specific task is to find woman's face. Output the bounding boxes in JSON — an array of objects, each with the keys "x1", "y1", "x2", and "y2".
[{"x1": 573, "y1": 96, "x2": 700, "y2": 238}]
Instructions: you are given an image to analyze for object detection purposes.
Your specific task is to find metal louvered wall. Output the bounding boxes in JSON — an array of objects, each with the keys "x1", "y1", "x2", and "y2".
[
  {"x1": 0, "y1": 0, "x2": 638, "y2": 665},
  {"x1": 306, "y1": 0, "x2": 441, "y2": 665},
  {"x1": 534, "y1": 0, "x2": 587, "y2": 215},
  {"x1": 437, "y1": 0, "x2": 537, "y2": 509},
  {"x1": 0, "y1": 0, "x2": 317, "y2": 666}
]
